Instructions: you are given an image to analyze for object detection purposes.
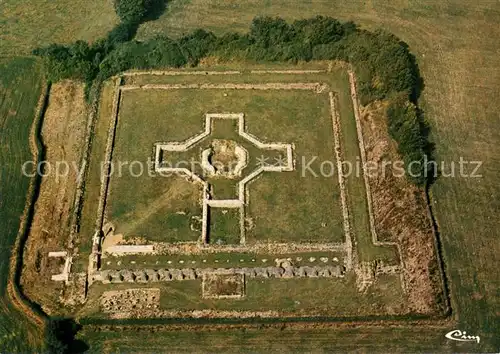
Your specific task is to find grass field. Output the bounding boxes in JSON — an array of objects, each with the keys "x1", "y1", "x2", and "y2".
[
  {"x1": 80, "y1": 273, "x2": 404, "y2": 319},
  {"x1": 104, "y1": 70, "x2": 349, "y2": 245},
  {"x1": 80, "y1": 326, "x2": 461, "y2": 353},
  {"x1": 0, "y1": 58, "x2": 43, "y2": 351},
  {"x1": 0, "y1": 0, "x2": 117, "y2": 56}
]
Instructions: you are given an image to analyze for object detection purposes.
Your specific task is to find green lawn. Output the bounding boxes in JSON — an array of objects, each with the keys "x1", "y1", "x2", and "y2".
[
  {"x1": 75, "y1": 81, "x2": 115, "y2": 273},
  {"x1": 209, "y1": 208, "x2": 241, "y2": 245},
  {"x1": 108, "y1": 70, "x2": 349, "y2": 245},
  {"x1": 81, "y1": 273, "x2": 405, "y2": 319}
]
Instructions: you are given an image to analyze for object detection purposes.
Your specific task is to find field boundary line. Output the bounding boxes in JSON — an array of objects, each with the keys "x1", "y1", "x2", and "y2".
[
  {"x1": 250, "y1": 69, "x2": 326, "y2": 74},
  {"x1": 89, "y1": 77, "x2": 122, "y2": 278},
  {"x1": 87, "y1": 317, "x2": 453, "y2": 334},
  {"x1": 67, "y1": 81, "x2": 102, "y2": 254},
  {"x1": 120, "y1": 82, "x2": 329, "y2": 92},
  {"x1": 348, "y1": 71, "x2": 406, "y2": 291},
  {"x1": 152, "y1": 241, "x2": 346, "y2": 255},
  {"x1": 122, "y1": 70, "x2": 241, "y2": 76},
  {"x1": 329, "y1": 92, "x2": 353, "y2": 271},
  {"x1": 424, "y1": 190, "x2": 452, "y2": 315}
]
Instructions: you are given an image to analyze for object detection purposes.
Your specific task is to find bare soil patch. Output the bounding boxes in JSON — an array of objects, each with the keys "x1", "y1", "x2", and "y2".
[
  {"x1": 360, "y1": 101, "x2": 442, "y2": 314},
  {"x1": 101, "y1": 288, "x2": 160, "y2": 319},
  {"x1": 202, "y1": 273, "x2": 245, "y2": 299}
]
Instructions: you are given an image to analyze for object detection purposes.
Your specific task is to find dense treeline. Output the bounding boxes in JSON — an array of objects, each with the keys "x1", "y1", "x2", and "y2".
[
  {"x1": 34, "y1": 16, "x2": 419, "y2": 101},
  {"x1": 387, "y1": 94, "x2": 429, "y2": 185},
  {"x1": 34, "y1": 13, "x2": 429, "y2": 185}
]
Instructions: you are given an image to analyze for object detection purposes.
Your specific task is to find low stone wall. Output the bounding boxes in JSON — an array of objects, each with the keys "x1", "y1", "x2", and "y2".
[
  {"x1": 250, "y1": 70, "x2": 326, "y2": 74},
  {"x1": 67, "y1": 82, "x2": 100, "y2": 249},
  {"x1": 121, "y1": 82, "x2": 328, "y2": 92},
  {"x1": 152, "y1": 241, "x2": 346, "y2": 255},
  {"x1": 122, "y1": 70, "x2": 241, "y2": 76},
  {"x1": 329, "y1": 91, "x2": 353, "y2": 271},
  {"x1": 105, "y1": 245, "x2": 155, "y2": 255},
  {"x1": 96, "y1": 265, "x2": 344, "y2": 284}
]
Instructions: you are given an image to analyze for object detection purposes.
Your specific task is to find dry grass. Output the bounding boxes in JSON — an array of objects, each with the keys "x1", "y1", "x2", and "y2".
[
  {"x1": 99, "y1": 250, "x2": 345, "y2": 271},
  {"x1": 360, "y1": 101, "x2": 442, "y2": 314},
  {"x1": 209, "y1": 208, "x2": 241, "y2": 245},
  {"x1": 0, "y1": 0, "x2": 117, "y2": 55},
  {"x1": 20, "y1": 80, "x2": 87, "y2": 314}
]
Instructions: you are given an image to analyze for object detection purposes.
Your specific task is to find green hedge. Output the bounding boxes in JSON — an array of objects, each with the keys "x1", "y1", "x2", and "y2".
[{"x1": 114, "y1": 0, "x2": 152, "y2": 24}]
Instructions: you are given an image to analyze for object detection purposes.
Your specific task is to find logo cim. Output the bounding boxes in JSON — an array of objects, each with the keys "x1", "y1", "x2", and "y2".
[{"x1": 445, "y1": 329, "x2": 480, "y2": 343}]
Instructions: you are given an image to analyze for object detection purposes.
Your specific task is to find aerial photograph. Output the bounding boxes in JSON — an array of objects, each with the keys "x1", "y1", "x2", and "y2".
[{"x1": 0, "y1": 0, "x2": 498, "y2": 352}]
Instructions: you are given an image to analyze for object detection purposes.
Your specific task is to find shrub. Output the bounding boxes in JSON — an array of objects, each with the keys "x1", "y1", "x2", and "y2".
[
  {"x1": 44, "y1": 317, "x2": 80, "y2": 353},
  {"x1": 33, "y1": 41, "x2": 100, "y2": 82},
  {"x1": 106, "y1": 21, "x2": 139, "y2": 46},
  {"x1": 114, "y1": 0, "x2": 151, "y2": 24},
  {"x1": 292, "y1": 16, "x2": 345, "y2": 46},
  {"x1": 250, "y1": 16, "x2": 295, "y2": 47},
  {"x1": 146, "y1": 36, "x2": 187, "y2": 68}
]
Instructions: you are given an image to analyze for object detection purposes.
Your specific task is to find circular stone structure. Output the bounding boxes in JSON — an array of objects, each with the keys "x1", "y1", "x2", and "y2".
[{"x1": 201, "y1": 139, "x2": 248, "y2": 178}]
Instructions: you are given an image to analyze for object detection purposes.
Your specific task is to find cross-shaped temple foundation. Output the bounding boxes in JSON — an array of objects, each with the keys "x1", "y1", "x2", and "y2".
[{"x1": 153, "y1": 113, "x2": 294, "y2": 245}]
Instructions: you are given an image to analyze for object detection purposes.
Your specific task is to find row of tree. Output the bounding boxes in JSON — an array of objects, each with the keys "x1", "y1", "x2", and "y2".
[{"x1": 35, "y1": 15, "x2": 419, "y2": 102}]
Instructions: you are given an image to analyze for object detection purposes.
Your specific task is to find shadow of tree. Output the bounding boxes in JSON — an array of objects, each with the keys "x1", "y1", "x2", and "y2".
[
  {"x1": 144, "y1": 0, "x2": 168, "y2": 22},
  {"x1": 45, "y1": 317, "x2": 90, "y2": 354}
]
